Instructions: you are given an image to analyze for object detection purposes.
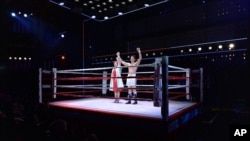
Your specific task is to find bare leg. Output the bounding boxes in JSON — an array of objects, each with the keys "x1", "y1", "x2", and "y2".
[{"x1": 117, "y1": 92, "x2": 120, "y2": 103}]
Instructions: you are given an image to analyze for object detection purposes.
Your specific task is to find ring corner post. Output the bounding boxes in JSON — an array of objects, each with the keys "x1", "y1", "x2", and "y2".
[
  {"x1": 161, "y1": 56, "x2": 169, "y2": 122},
  {"x1": 102, "y1": 71, "x2": 108, "y2": 95},
  {"x1": 153, "y1": 57, "x2": 162, "y2": 107},
  {"x1": 186, "y1": 68, "x2": 191, "y2": 100},
  {"x1": 200, "y1": 67, "x2": 204, "y2": 103},
  {"x1": 38, "y1": 68, "x2": 42, "y2": 104},
  {"x1": 52, "y1": 68, "x2": 57, "y2": 99},
  {"x1": 161, "y1": 56, "x2": 169, "y2": 141}
]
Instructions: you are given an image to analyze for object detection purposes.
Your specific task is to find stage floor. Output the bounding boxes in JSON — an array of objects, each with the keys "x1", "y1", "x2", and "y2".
[{"x1": 48, "y1": 98, "x2": 198, "y2": 120}]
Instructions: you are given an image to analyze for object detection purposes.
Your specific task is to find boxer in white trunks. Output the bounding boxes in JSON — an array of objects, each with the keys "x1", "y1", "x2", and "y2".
[{"x1": 116, "y1": 48, "x2": 142, "y2": 104}]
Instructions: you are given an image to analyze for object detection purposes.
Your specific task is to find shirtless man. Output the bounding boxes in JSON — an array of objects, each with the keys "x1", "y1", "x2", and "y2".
[{"x1": 116, "y1": 48, "x2": 142, "y2": 104}]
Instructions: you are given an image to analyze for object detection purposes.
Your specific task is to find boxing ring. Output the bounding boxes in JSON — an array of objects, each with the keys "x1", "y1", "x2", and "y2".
[{"x1": 38, "y1": 56, "x2": 203, "y2": 134}]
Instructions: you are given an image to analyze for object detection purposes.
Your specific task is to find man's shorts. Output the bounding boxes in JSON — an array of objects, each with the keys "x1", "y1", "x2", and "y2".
[{"x1": 126, "y1": 74, "x2": 137, "y2": 87}]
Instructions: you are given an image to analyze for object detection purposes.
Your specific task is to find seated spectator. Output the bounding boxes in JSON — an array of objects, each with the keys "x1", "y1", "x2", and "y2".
[
  {"x1": 85, "y1": 133, "x2": 99, "y2": 141},
  {"x1": 46, "y1": 119, "x2": 70, "y2": 141}
]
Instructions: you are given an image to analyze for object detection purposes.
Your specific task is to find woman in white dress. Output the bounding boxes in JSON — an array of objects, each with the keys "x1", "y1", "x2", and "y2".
[{"x1": 109, "y1": 57, "x2": 124, "y2": 103}]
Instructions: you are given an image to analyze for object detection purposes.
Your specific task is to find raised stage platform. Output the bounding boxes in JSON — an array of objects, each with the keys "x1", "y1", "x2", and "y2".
[{"x1": 46, "y1": 97, "x2": 201, "y2": 140}]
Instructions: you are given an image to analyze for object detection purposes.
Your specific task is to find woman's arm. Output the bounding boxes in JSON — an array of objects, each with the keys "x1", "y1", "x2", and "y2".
[{"x1": 116, "y1": 52, "x2": 128, "y2": 66}]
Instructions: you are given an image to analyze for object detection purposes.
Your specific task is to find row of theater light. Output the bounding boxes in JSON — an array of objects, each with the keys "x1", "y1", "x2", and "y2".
[
  {"x1": 54, "y1": 0, "x2": 158, "y2": 20},
  {"x1": 93, "y1": 43, "x2": 237, "y2": 62},
  {"x1": 9, "y1": 57, "x2": 32, "y2": 61},
  {"x1": 180, "y1": 43, "x2": 235, "y2": 54},
  {"x1": 11, "y1": 11, "x2": 34, "y2": 18},
  {"x1": 11, "y1": 10, "x2": 67, "y2": 39}
]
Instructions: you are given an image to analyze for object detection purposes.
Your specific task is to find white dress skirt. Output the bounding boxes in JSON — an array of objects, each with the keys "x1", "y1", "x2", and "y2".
[{"x1": 109, "y1": 67, "x2": 124, "y2": 91}]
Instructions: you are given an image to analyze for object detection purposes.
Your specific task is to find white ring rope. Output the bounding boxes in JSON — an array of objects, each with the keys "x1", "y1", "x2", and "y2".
[
  {"x1": 55, "y1": 63, "x2": 155, "y2": 73},
  {"x1": 168, "y1": 85, "x2": 189, "y2": 90},
  {"x1": 168, "y1": 65, "x2": 187, "y2": 71},
  {"x1": 55, "y1": 72, "x2": 104, "y2": 75},
  {"x1": 169, "y1": 70, "x2": 189, "y2": 73},
  {"x1": 42, "y1": 70, "x2": 52, "y2": 74},
  {"x1": 123, "y1": 71, "x2": 155, "y2": 75},
  {"x1": 53, "y1": 71, "x2": 155, "y2": 76}
]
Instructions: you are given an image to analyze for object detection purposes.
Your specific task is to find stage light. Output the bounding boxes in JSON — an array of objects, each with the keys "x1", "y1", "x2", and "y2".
[
  {"x1": 243, "y1": 56, "x2": 246, "y2": 60},
  {"x1": 58, "y1": 31, "x2": 66, "y2": 38},
  {"x1": 218, "y1": 45, "x2": 223, "y2": 49},
  {"x1": 208, "y1": 46, "x2": 212, "y2": 50},
  {"x1": 59, "y1": 2, "x2": 64, "y2": 6},
  {"x1": 23, "y1": 13, "x2": 28, "y2": 17},
  {"x1": 11, "y1": 12, "x2": 16, "y2": 17},
  {"x1": 61, "y1": 55, "x2": 65, "y2": 60},
  {"x1": 198, "y1": 47, "x2": 202, "y2": 52},
  {"x1": 229, "y1": 43, "x2": 235, "y2": 50}
]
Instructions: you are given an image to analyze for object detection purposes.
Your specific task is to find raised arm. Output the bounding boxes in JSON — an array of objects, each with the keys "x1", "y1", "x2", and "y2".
[
  {"x1": 135, "y1": 48, "x2": 142, "y2": 65},
  {"x1": 116, "y1": 57, "x2": 122, "y2": 74},
  {"x1": 116, "y1": 52, "x2": 128, "y2": 66}
]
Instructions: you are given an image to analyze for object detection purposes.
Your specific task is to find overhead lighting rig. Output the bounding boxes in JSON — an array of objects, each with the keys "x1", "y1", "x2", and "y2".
[{"x1": 49, "y1": 0, "x2": 169, "y2": 22}]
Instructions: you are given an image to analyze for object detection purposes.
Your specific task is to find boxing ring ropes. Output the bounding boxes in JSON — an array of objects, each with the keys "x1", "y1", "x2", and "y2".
[{"x1": 38, "y1": 56, "x2": 203, "y2": 122}]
